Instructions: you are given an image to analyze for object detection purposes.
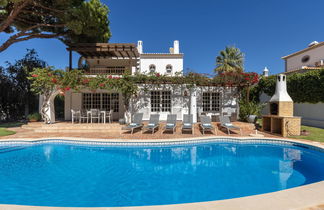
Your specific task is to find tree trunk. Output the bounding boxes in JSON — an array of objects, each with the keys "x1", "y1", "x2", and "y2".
[
  {"x1": 246, "y1": 86, "x2": 250, "y2": 102},
  {"x1": 24, "y1": 96, "x2": 29, "y2": 119},
  {"x1": 40, "y1": 90, "x2": 55, "y2": 124},
  {"x1": 123, "y1": 94, "x2": 131, "y2": 124}
]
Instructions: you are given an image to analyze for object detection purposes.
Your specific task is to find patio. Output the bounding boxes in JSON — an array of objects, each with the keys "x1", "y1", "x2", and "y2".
[{"x1": 0, "y1": 121, "x2": 281, "y2": 140}]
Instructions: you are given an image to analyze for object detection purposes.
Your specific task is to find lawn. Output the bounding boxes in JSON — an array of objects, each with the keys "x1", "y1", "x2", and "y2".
[
  {"x1": 0, "y1": 122, "x2": 24, "y2": 137},
  {"x1": 290, "y1": 125, "x2": 324, "y2": 143},
  {"x1": 0, "y1": 128, "x2": 16, "y2": 136}
]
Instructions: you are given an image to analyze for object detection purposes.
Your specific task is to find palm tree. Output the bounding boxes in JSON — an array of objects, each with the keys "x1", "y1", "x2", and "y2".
[{"x1": 214, "y1": 46, "x2": 244, "y2": 74}]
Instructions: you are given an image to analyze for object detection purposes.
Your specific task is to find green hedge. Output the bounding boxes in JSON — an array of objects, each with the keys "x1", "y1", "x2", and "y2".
[{"x1": 251, "y1": 69, "x2": 324, "y2": 103}]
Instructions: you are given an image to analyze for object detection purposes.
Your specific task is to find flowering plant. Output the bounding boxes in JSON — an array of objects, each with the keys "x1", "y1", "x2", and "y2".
[{"x1": 29, "y1": 67, "x2": 260, "y2": 123}]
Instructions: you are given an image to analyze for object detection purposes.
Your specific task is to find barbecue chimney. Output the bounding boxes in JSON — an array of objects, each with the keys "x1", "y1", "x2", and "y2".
[{"x1": 269, "y1": 74, "x2": 293, "y2": 116}]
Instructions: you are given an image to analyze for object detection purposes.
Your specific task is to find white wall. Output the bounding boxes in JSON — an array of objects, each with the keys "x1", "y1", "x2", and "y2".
[
  {"x1": 286, "y1": 45, "x2": 324, "y2": 71},
  {"x1": 260, "y1": 92, "x2": 324, "y2": 128},
  {"x1": 132, "y1": 84, "x2": 189, "y2": 121},
  {"x1": 294, "y1": 103, "x2": 324, "y2": 128},
  {"x1": 131, "y1": 85, "x2": 239, "y2": 122},
  {"x1": 196, "y1": 86, "x2": 238, "y2": 120},
  {"x1": 139, "y1": 55, "x2": 183, "y2": 76}
]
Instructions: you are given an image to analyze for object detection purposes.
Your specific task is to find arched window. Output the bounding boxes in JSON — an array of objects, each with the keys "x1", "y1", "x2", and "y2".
[
  {"x1": 166, "y1": 64, "x2": 172, "y2": 74},
  {"x1": 149, "y1": 64, "x2": 156, "y2": 73}
]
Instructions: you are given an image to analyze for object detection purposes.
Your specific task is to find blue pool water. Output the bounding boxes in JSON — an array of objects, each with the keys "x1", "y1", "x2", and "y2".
[{"x1": 0, "y1": 140, "x2": 323, "y2": 207}]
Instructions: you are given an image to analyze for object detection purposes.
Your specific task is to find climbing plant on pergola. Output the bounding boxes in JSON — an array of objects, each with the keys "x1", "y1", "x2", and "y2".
[{"x1": 29, "y1": 67, "x2": 259, "y2": 123}]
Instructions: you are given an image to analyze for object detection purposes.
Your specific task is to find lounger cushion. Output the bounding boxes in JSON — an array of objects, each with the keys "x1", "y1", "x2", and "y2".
[
  {"x1": 130, "y1": 123, "x2": 138, "y2": 126},
  {"x1": 184, "y1": 123, "x2": 191, "y2": 127},
  {"x1": 202, "y1": 123, "x2": 212, "y2": 127},
  {"x1": 225, "y1": 123, "x2": 233, "y2": 126},
  {"x1": 148, "y1": 123, "x2": 156, "y2": 127},
  {"x1": 167, "y1": 123, "x2": 175, "y2": 127}
]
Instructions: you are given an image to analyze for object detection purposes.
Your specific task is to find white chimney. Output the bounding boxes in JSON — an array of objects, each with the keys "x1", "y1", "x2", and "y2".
[
  {"x1": 263, "y1": 67, "x2": 269, "y2": 77},
  {"x1": 137, "y1": 40, "x2": 143, "y2": 54},
  {"x1": 270, "y1": 74, "x2": 292, "y2": 102},
  {"x1": 173, "y1": 40, "x2": 179, "y2": 54},
  {"x1": 308, "y1": 41, "x2": 319, "y2": 47}
]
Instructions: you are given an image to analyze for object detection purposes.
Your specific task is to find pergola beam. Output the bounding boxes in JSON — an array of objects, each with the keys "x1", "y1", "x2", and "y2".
[{"x1": 67, "y1": 43, "x2": 140, "y2": 58}]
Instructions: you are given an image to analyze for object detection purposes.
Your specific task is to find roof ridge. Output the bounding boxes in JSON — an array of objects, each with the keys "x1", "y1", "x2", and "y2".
[{"x1": 282, "y1": 42, "x2": 324, "y2": 59}]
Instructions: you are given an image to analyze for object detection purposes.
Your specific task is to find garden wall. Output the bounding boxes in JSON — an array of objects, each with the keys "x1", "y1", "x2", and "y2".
[{"x1": 260, "y1": 93, "x2": 324, "y2": 128}]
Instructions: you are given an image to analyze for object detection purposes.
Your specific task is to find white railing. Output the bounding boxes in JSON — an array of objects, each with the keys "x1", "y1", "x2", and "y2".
[{"x1": 86, "y1": 67, "x2": 127, "y2": 75}]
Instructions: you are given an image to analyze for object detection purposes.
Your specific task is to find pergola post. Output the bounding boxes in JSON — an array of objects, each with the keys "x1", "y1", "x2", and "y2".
[{"x1": 69, "y1": 50, "x2": 72, "y2": 71}]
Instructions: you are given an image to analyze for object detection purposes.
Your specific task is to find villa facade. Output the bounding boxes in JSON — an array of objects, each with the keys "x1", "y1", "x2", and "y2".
[{"x1": 63, "y1": 41, "x2": 238, "y2": 123}]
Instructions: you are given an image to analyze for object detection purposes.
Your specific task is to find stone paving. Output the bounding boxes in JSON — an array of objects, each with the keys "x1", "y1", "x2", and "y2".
[{"x1": 0, "y1": 121, "x2": 282, "y2": 140}]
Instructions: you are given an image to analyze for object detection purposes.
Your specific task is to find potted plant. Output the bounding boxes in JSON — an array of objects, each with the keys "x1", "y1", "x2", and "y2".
[
  {"x1": 239, "y1": 100, "x2": 264, "y2": 123},
  {"x1": 27, "y1": 113, "x2": 41, "y2": 122}
]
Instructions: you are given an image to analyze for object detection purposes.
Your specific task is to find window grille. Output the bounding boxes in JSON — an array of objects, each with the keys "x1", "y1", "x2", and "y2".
[
  {"x1": 92, "y1": 93, "x2": 101, "y2": 109},
  {"x1": 88, "y1": 66, "x2": 126, "y2": 75},
  {"x1": 161, "y1": 91, "x2": 171, "y2": 112},
  {"x1": 82, "y1": 93, "x2": 119, "y2": 112},
  {"x1": 202, "y1": 92, "x2": 220, "y2": 112},
  {"x1": 149, "y1": 64, "x2": 156, "y2": 73},
  {"x1": 166, "y1": 65, "x2": 172, "y2": 74},
  {"x1": 151, "y1": 91, "x2": 171, "y2": 112},
  {"x1": 83, "y1": 93, "x2": 92, "y2": 110}
]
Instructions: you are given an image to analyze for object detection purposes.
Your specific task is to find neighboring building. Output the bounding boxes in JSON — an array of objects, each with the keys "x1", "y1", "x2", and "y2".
[
  {"x1": 282, "y1": 41, "x2": 324, "y2": 73},
  {"x1": 261, "y1": 41, "x2": 324, "y2": 128},
  {"x1": 58, "y1": 41, "x2": 238, "y2": 123}
]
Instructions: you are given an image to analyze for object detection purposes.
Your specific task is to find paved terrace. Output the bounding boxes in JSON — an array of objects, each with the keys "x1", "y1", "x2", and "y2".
[{"x1": 1, "y1": 121, "x2": 282, "y2": 140}]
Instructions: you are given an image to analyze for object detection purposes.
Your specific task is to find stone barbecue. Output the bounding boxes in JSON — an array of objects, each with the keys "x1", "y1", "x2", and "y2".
[{"x1": 262, "y1": 74, "x2": 301, "y2": 137}]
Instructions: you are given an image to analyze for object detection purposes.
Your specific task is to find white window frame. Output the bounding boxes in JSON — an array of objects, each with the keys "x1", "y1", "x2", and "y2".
[
  {"x1": 149, "y1": 64, "x2": 156, "y2": 73},
  {"x1": 166, "y1": 64, "x2": 172, "y2": 74},
  {"x1": 150, "y1": 91, "x2": 171, "y2": 112},
  {"x1": 202, "y1": 92, "x2": 221, "y2": 112},
  {"x1": 82, "y1": 93, "x2": 119, "y2": 112}
]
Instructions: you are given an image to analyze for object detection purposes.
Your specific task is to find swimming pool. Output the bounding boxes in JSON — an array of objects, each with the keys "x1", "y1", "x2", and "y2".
[{"x1": 0, "y1": 139, "x2": 323, "y2": 207}]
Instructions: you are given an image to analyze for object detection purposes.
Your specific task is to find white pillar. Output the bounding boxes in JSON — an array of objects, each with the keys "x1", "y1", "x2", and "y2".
[
  {"x1": 38, "y1": 94, "x2": 44, "y2": 113},
  {"x1": 64, "y1": 90, "x2": 72, "y2": 121},
  {"x1": 190, "y1": 87, "x2": 197, "y2": 123}
]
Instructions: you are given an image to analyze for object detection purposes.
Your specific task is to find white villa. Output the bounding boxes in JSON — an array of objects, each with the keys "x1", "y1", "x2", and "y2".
[{"x1": 49, "y1": 40, "x2": 239, "y2": 123}]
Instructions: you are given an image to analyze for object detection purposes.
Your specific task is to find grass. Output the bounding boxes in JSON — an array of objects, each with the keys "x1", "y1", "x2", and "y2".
[
  {"x1": 290, "y1": 125, "x2": 324, "y2": 143},
  {"x1": 0, "y1": 122, "x2": 24, "y2": 137},
  {"x1": 0, "y1": 128, "x2": 16, "y2": 136}
]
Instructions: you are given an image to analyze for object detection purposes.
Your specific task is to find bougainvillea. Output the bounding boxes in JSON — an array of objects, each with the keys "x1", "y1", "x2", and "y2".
[{"x1": 29, "y1": 67, "x2": 260, "y2": 123}]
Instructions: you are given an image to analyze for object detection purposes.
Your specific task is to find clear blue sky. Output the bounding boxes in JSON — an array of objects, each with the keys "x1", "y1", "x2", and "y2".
[{"x1": 1, "y1": 0, "x2": 324, "y2": 75}]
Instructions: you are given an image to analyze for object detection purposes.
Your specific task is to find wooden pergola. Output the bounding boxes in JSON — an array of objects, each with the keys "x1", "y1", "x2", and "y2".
[{"x1": 67, "y1": 43, "x2": 140, "y2": 70}]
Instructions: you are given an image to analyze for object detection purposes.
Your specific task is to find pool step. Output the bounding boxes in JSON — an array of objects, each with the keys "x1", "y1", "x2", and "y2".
[
  {"x1": 34, "y1": 128, "x2": 122, "y2": 133},
  {"x1": 0, "y1": 146, "x2": 27, "y2": 153},
  {"x1": 23, "y1": 122, "x2": 123, "y2": 133}
]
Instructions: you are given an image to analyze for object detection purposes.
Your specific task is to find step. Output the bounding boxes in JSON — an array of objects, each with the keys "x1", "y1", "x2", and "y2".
[{"x1": 34, "y1": 129, "x2": 121, "y2": 133}]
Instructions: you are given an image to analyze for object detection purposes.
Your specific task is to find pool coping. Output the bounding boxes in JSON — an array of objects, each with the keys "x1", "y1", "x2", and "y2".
[{"x1": 0, "y1": 136, "x2": 323, "y2": 210}]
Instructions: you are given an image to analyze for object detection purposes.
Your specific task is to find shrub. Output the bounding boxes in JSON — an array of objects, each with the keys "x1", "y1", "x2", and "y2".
[
  {"x1": 251, "y1": 69, "x2": 324, "y2": 103},
  {"x1": 27, "y1": 113, "x2": 41, "y2": 122},
  {"x1": 239, "y1": 100, "x2": 265, "y2": 122}
]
